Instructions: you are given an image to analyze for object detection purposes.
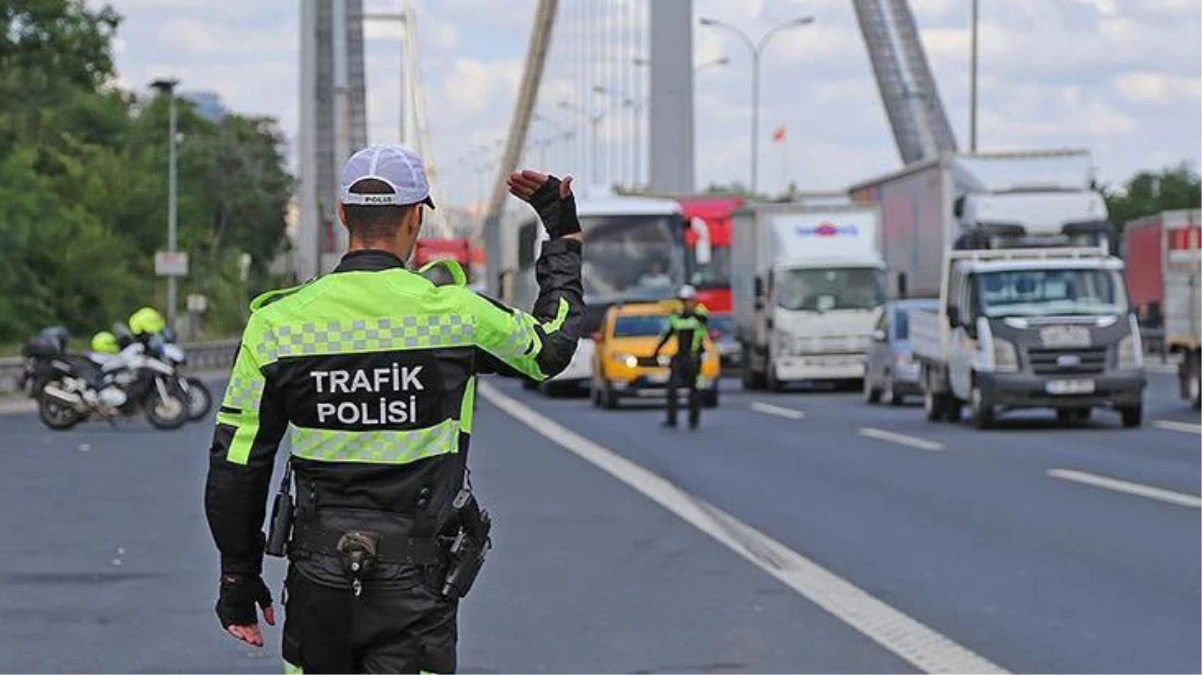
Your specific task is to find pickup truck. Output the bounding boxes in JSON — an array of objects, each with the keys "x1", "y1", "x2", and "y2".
[{"x1": 910, "y1": 246, "x2": 1146, "y2": 428}]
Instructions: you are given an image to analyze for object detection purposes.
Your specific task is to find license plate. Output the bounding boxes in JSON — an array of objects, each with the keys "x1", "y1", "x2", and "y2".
[
  {"x1": 1046, "y1": 379, "x2": 1095, "y2": 395},
  {"x1": 647, "y1": 371, "x2": 669, "y2": 384}
]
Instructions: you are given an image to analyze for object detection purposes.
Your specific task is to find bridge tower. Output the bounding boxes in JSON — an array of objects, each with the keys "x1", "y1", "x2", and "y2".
[
  {"x1": 298, "y1": 0, "x2": 369, "y2": 279},
  {"x1": 852, "y1": 0, "x2": 958, "y2": 164}
]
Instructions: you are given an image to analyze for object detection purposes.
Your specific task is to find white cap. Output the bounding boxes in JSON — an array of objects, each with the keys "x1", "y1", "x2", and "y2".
[
  {"x1": 340, "y1": 144, "x2": 436, "y2": 209},
  {"x1": 678, "y1": 285, "x2": 698, "y2": 300}
]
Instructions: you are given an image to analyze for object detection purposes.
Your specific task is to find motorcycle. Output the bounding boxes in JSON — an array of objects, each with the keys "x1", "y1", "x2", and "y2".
[
  {"x1": 21, "y1": 334, "x2": 190, "y2": 431},
  {"x1": 149, "y1": 334, "x2": 212, "y2": 421}
]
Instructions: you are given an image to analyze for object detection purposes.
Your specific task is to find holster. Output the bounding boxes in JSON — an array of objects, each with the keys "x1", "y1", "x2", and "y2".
[{"x1": 289, "y1": 522, "x2": 445, "y2": 567}]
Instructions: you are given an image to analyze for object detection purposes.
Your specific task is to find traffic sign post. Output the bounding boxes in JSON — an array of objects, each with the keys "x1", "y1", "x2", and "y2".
[{"x1": 154, "y1": 251, "x2": 190, "y2": 277}]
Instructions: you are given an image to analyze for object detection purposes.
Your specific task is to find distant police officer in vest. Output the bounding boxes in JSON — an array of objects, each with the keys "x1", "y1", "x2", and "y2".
[
  {"x1": 652, "y1": 285, "x2": 709, "y2": 429},
  {"x1": 204, "y1": 144, "x2": 584, "y2": 673}
]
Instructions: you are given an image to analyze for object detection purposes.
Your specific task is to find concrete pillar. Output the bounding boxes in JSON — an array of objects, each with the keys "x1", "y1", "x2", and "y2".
[{"x1": 648, "y1": 0, "x2": 694, "y2": 194}]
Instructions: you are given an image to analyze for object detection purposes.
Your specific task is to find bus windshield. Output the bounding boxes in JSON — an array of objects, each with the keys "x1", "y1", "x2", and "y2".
[
  {"x1": 581, "y1": 214, "x2": 684, "y2": 304},
  {"x1": 685, "y1": 245, "x2": 732, "y2": 289}
]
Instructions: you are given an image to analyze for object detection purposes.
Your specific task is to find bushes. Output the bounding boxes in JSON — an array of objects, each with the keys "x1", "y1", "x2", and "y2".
[{"x1": 0, "y1": 1, "x2": 294, "y2": 343}]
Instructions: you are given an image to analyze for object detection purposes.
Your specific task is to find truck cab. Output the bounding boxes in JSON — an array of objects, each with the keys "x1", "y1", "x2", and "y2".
[
  {"x1": 734, "y1": 204, "x2": 886, "y2": 391},
  {"x1": 913, "y1": 245, "x2": 1145, "y2": 428}
]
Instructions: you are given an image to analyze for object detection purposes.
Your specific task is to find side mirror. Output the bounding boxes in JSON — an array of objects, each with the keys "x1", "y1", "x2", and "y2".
[
  {"x1": 946, "y1": 305, "x2": 961, "y2": 328},
  {"x1": 871, "y1": 329, "x2": 887, "y2": 342},
  {"x1": 590, "y1": 331, "x2": 603, "y2": 343}
]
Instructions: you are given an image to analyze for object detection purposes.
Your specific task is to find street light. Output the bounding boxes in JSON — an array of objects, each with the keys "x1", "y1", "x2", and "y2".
[
  {"x1": 558, "y1": 100, "x2": 605, "y2": 184},
  {"x1": 623, "y1": 56, "x2": 730, "y2": 188},
  {"x1": 593, "y1": 85, "x2": 647, "y2": 188},
  {"x1": 969, "y1": 0, "x2": 979, "y2": 152},
  {"x1": 700, "y1": 16, "x2": 814, "y2": 194},
  {"x1": 150, "y1": 77, "x2": 180, "y2": 330},
  {"x1": 632, "y1": 55, "x2": 731, "y2": 71}
]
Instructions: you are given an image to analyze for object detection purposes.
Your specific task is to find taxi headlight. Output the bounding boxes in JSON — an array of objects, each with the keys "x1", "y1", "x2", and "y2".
[
  {"x1": 611, "y1": 352, "x2": 637, "y2": 368},
  {"x1": 992, "y1": 338, "x2": 1019, "y2": 373},
  {"x1": 1117, "y1": 335, "x2": 1142, "y2": 370},
  {"x1": 656, "y1": 354, "x2": 671, "y2": 367}
]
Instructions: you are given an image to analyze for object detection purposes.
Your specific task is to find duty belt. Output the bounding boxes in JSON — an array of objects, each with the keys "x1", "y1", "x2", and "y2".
[{"x1": 291, "y1": 523, "x2": 445, "y2": 566}]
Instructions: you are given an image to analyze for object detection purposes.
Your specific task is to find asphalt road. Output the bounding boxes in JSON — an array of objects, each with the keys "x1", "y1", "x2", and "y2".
[{"x1": 0, "y1": 370, "x2": 1197, "y2": 673}]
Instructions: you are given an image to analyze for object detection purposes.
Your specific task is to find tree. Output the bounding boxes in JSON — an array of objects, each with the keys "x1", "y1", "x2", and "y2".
[
  {"x1": 0, "y1": 1, "x2": 295, "y2": 344},
  {"x1": 1105, "y1": 163, "x2": 1202, "y2": 229}
]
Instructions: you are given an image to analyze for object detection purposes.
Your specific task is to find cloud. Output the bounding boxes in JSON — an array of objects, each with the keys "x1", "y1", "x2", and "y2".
[
  {"x1": 1114, "y1": 72, "x2": 1202, "y2": 104},
  {"x1": 105, "y1": 0, "x2": 1200, "y2": 205}
]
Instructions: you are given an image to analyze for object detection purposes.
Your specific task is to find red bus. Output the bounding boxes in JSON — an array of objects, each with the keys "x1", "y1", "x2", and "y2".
[
  {"x1": 679, "y1": 195, "x2": 745, "y2": 365},
  {"x1": 413, "y1": 238, "x2": 472, "y2": 279}
]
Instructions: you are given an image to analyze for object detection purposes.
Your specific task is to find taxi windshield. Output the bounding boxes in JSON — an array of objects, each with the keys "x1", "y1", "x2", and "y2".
[{"x1": 612, "y1": 314, "x2": 668, "y2": 338}]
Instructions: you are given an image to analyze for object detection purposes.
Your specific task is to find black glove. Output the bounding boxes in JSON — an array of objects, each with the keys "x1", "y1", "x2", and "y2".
[
  {"x1": 215, "y1": 573, "x2": 273, "y2": 628},
  {"x1": 528, "y1": 175, "x2": 581, "y2": 239}
]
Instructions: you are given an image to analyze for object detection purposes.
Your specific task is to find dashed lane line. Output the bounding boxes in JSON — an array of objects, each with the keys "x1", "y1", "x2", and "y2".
[
  {"x1": 1152, "y1": 419, "x2": 1202, "y2": 435},
  {"x1": 858, "y1": 427, "x2": 945, "y2": 452},
  {"x1": 1047, "y1": 469, "x2": 1202, "y2": 509},
  {"x1": 749, "y1": 401, "x2": 806, "y2": 420},
  {"x1": 480, "y1": 381, "x2": 1008, "y2": 674}
]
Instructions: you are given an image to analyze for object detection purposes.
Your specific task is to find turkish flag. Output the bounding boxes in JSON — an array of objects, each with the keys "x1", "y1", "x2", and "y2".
[{"x1": 771, "y1": 125, "x2": 787, "y2": 143}]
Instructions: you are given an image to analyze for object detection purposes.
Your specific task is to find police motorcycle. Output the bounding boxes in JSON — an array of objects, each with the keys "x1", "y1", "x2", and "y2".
[
  {"x1": 21, "y1": 327, "x2": 190, "y2": 431},
  {"x1": 143, "y1": 326, "x2": 212, "y2": 421},
  {"x1": 122, "y1": 306, "x2": 212, "y2": 422}
]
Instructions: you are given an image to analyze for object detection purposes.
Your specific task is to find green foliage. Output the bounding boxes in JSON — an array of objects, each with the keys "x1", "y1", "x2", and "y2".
[
  {"x1": 1105, "y1": 163, "x2": 1202, "y2": 229},
  {"x1": 0, "y1": 0, "x2": 294, "y2": 344}
]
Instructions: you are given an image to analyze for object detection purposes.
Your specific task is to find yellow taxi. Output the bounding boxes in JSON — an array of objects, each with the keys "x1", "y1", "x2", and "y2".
[{"x1": 590, "y1": 300, "x2": 721, "y2": 409}]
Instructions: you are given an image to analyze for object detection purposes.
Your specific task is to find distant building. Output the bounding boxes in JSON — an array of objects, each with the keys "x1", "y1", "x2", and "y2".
[{"x1": 181, "y1": 91, "x2": 227, "y2": 123}]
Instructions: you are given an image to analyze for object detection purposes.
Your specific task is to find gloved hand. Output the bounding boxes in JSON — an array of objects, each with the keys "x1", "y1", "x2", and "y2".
[
  {"x1": 507, "y1": 170, "x2": 580, "y2": 239},
  {"x1": 216, "y1": 573, "x2": 275, "y2": 647}
]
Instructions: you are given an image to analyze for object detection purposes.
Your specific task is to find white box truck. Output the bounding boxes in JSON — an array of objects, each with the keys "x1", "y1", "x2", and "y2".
[
  {"x1": 849, "y1": 149, "x2": 1113, "y2": 298},
  {"x1": 732, "y1": 203, "x2": 886, "y2": 390}
]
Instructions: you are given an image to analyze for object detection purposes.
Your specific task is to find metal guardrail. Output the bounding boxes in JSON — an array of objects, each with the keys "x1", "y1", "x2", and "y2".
[{"x1": 0, "y1": 339, "x2": 240, "y2": 394}]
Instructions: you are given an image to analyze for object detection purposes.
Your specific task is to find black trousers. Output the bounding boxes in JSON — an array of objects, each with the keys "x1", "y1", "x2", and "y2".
[
  {"x1": 665, "y1": 354, "x2": 700, "y2": 428},
  {"x1": 282, "y1": 567, "x2": 458, "y2": 674}
]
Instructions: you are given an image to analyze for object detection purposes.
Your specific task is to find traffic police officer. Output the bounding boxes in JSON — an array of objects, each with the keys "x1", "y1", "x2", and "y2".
[
  {"x1": 205, "y1": 144, "x2": 584, "y2": 673},
  {"x1": 652, "y1": 285, "x2": 709, "y2": 429}
]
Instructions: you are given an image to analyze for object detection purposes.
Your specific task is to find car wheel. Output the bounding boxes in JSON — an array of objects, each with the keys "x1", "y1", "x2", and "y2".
[
  {"x1": 884, "y1": 377, "x2": 905, "y2": 406},
  {"x1": 863, "y1": 375, "x2": 880, "y2": 404},
  {"x1": 602, "y1": 382, "x2": 619, "y2": 410},
  {"x1": 969, "y1": 383, "x2": 994, "y2": 430},
  {"x1": 1189, "y1": 353, "x2": 1201, "y2": 410},
  {"x1": 766, "y1": 357, "x2": 784, "y2": 393},
  {"x1": 1119, "y1": 405, "x2": 1142, "y2": 428}
]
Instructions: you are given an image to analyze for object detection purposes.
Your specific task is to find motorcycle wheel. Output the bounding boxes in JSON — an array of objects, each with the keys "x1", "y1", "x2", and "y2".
[
  {"x1": 144, "y1": 377, "x2": 188, "y2": 430},
  {"x1": 182, "y1": 377, "x2": 213, "y2": 421},
  {"x1": 38, "y1": 394, "x2": 82, "y2": 431}
]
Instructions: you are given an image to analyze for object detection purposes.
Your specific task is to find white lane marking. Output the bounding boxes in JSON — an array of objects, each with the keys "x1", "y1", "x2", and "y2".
[
  {"x1": 1047, "y1": 469, "x2": 1202, "y2": 509},
  {"x1": 749, "y1": 401, "x2": 806, "y2": 420},
  {"x1": 1152, "y1": 419, "x2": 1202, "y2": 435},
  {"x1": 858, "y1": 427, "x2": 945, "y2": 452},
  {"x1": 481, "y1": 382, "x2": 1007, "y2": 674}
]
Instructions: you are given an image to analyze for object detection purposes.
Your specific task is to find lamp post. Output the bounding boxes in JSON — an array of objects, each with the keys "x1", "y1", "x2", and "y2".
[
  {"x1": 150, "y1": 77, "x2": 180, "y2": 329},
  {"x1": 558, "y1": 100, "x2": 605, "y2": 185},
  {"x1": 624, "y1": 56, "x2": 730, "y2": 188},
  {"x1": 969, "y1": 0, "x2": 979, "y2": 152},
  {"x1": 699, "y1": 16, "x2": 814, "y2": 194}
]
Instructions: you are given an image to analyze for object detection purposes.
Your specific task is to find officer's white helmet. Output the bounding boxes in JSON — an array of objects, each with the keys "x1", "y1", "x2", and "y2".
[{"x1": 678, "y1": 285, "x2": 698, "y2": 300}]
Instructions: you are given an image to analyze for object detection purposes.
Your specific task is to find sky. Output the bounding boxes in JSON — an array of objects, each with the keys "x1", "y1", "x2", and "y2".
[{"x1": 106, "y1": 0, "x2": 1201, "y2": 206}]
